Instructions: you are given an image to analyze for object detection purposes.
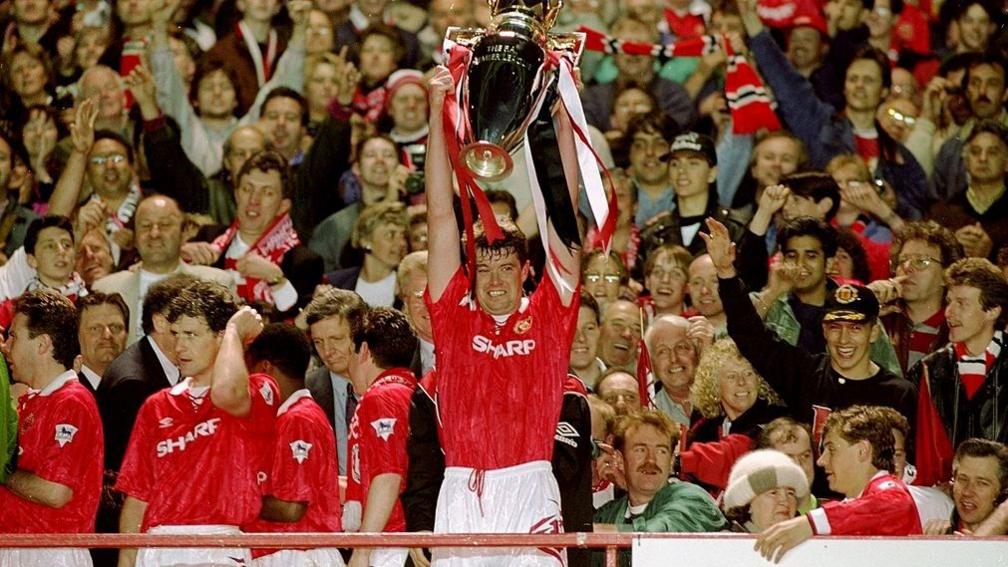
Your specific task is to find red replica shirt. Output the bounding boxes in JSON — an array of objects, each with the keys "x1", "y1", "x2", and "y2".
[
  {"x1": 346, "y1": 368, "x2": 416, "y2": 533},
  {"x1": 247, "y1": 390, "x2": 342, "y2": 557},
  {"x1": 426, "y1": 269, "x2": 579, "y2": 469},
  {"x1": 807, "y1": 472, "x2": 922, "y2": 535},
  {"x1": 0, "y1": 372, "x2": 102, "y2": 533},
  {"x1": 663, "y1": 8, "x2": 706, "y2": 39},
  {"x1": 116, "y1": 373, "x2": 278, "y2": 530}
]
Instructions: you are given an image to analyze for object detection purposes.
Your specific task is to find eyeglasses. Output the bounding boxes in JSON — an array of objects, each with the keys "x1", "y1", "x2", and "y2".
[
  {"x1": 585, "y1": 273, "x2": 621, "y2": 284},
  {"x1": 886, "y1": 107, "x2": 916, "y2": 127},
  {"x1": 892, "y1": 256, "x2": 941, "y2": 272},
  {"x1": 89, "y1": 154, "x2": 127, "y2": 166}
]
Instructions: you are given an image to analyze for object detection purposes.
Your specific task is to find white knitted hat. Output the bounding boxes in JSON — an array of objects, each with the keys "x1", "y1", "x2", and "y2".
[{"x1": 723, "y1": 449, "x2": 810, "y2": 510}]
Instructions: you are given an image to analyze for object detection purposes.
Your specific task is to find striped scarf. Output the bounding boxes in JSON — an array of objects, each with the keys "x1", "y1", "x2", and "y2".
[{"x1": 955, "y1": 330, "x2": 1003, "y2": 399}]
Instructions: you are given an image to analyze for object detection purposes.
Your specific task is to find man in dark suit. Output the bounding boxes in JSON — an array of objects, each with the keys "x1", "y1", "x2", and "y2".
[
  {"x1": 76, "y1": 292, "x2": 129, "y2": 398},
  {"x1": 302, "y1": 288, "x2": 368, "y2": 475}
]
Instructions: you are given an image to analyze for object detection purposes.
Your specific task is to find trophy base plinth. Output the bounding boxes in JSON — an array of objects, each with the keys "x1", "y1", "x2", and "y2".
[{"x1": 461, "y1": 141, "x2": 514, "y2": 182}]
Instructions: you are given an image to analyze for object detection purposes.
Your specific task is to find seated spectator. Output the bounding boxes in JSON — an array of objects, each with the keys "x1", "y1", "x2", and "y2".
[
  {"x1": 704, "y1": 218, "x2": 916, "y2": 444},
  {"x1": 723, "y1": 449, "x2": 811, "y2": 533},
  {"x1": 880, "y1": 221, "x2": 962, "y2": 374},
  {"x1": 323, "y1": 201, "x2": 408, "y2": 307},
  {"x1": 645, "y1": 314, "x2": 706, "y2": 426},
  {"x1": 92, "y1": 195, "x2": 234, "y2": 344},
  {"x1": 755, "y1": 417, "x2": 820, "y2": 512},
  {"x1": 571, "y1": 293, "x2": 604, "y2": 391},
  {"x1": 75, "y1": 291, "x2": 129, "y2": 395},
  {"x1": 594, "y1": 410, "x2": 726, "y2": 565},
  {"x1": 245, "y1": 323, "x2": 344, "y2": 566},
  {"x1": 928, "y1": 121, "x2": 1008, "y2": 260},
  {"x1": 755, "y1": 405, "x2": 922, "y2": 562},
  {"x1": 924, "y1": 438, "x2": 1008, "y2": 534},
  {"x1": 597, "y1": 299, "x2": 641, "y2": 371},
  {"x1": 0, "y1": 291, "x2": 103, "y2": 566},
  {"x1": 596, "y1": 368, "x2": 643, "y2": 416},
  {"x1": 912, "y1": 258, "x2": 1008, "y2": 485},
  {"x1": 582, "y1": 250, "x2": 628, "y2": 319},
  {"x1": 689, "y1": 338, "x2": 785, "y2": 443},
  {"x1": 686, "y1": 254, "x2": 725, "y2": 332},
  {"x1": 188, "y1": 150, "x2": 323, "y2": 317}
]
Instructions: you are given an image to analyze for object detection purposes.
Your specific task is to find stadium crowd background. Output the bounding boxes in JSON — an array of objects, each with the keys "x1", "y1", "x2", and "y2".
[{"x1": 0, "y1": 0, "x2": 1007, "y2": 565}]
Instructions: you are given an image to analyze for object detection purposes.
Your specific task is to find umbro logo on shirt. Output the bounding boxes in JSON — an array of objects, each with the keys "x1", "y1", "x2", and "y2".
[{"x1": 158, "y1": 417, "x2": 174, "y2": 428}]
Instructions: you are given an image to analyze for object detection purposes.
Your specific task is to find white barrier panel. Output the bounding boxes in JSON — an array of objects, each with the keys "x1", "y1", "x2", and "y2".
[{"x1": 633, "y1": 534, "x2": 1008, "y2": 567}]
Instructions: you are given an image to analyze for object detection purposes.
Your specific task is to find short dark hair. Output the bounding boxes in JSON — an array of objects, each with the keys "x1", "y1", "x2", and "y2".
[
  {"x1": 351, "y1": 307, "x2": 417, "y2": 370},
  {"x1": 964, "y1": 119, "x2": 1008, "y2": 148},
  {"x1": 247, "y1": 323, "x2": 312, "y2": 381},
  {"x1": 189, "y1": 58, "x2": 240, "y2": 113},
  {"x1": 262, "y1": 86, "x2": 308, "y2": 126},
  {"x1": 77, "y1": 292, "x2": 129, "y2": 330},
  {"x1": 235, "y1": 149, "x2": 294, "y2": 199},
  {"x1": 890, "y1": 220, "x2": 964, "y2": 269},
  {"x1": 778, "y1": 217, "x2": 838, "y2": 258},
  {"x1": 357, "y1": 23, "x2": 407, "y2": 67},
  {"x1": 625, "y1": 111, "x2": 680, "y2": 146},
  {"x1": 25, "y1": 216, "x2": 74, "y2": 255},
  {"x1": 954, "y1": 438, "x2": 1008, "y2": 491},
  {"x1": 581, "y1": 249, "x2": 628, "y2": 284},
  {"x1": 822, "y1": 405, "x2": 897, "y2": 473},
  {"x1": 579, "y1": 291, "x2": 600, "y2": 323},
  {"x1": 15, "y1": 290, "x2": 79, "y2": 369},
  {"x1": 166, "y1": 279, "x2": 238, "y2": 334},
  {"x1": 353, "y1": 133, "x2": 399, "y2": 166},
  {"x1": 952, "y1": 0, "x2": 999, "y2": 22},
  {"x1": 848, "y1": 46, "x2": 892, "y2": 90},
  {"x1": 945, "y1": 257, "x2": 1008, "y2": 327},
  {"x1": 485, "y1": 189, "x2": 519, "y2": 222},
  {"x1": 142, "y1": 275, "x2": 197, "y2": 335},
  {"x1": 963, "y1": 53, "x2": 1006, "y2": 90},
  {"x1": 835, "y1": 229, "x2": 872, "y2": 284},
  {"x1": 782, "y1": 171, "x2": 841, "y2": 221},
  {"x1": 304, "y1": 289, "x2": 367, "y2": 327},
  {"x1": 471, "y1": 219, "x2": 529, "y2": 267},
  {"x1": 92, "y1": 129, "x2": 135, "y2": 164}
]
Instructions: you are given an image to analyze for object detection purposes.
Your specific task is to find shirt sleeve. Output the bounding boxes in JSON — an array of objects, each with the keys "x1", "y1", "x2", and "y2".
[
  {"x1": 248, "y1": 374, "x2": 281, "y2": 423},
  {"x1": 32, "y1": 397, "x2": 101, "y2": 490},
  {"x1": 808, "y1": 482, "x2": 921, "y2": 535},
  {"x1": 359, "y1": 390, "x2": 410, "y2": 478},
  {"x1": 115, "y1": 400, "x2": 156, "y2": 501},
  {"x1": 269, "y1": 416, "x2": 327, "y2": 504}
]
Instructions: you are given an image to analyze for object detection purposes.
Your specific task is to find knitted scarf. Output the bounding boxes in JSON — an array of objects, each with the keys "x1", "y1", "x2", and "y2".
[{"x1": 954, "y1": 330, "x2": 1003, "y2": 399}]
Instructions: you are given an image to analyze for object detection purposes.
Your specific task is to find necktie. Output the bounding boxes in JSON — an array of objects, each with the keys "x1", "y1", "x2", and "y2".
[{"x1": 345, "y1": 383, "x2": 358, "y2": 429}]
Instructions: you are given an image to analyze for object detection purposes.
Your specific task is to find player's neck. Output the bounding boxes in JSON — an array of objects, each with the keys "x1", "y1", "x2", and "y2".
[
  {"x1": 846, "y1": 467, "x2": 880, "y2": 499},
  {"x1": 961, "y1": 327, "x2": 997, "y2": 357},
  {"x1": 190, "y1": 369, "x2": 214, "y2": 388}
]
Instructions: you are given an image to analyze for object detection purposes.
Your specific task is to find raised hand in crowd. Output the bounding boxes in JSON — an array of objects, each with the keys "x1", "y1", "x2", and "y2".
[
  {"x1": 955, "y1": 223, "x2": 994, "y2": 259},
  {"x1": 840, "y1": 179, "x2": 905, "y2": 232},
  {"x1": 334, "y1": 46, "x2": 363, "y2": 108},
  {"x1": 749, "y1": 183, "x2": 790, "y2": 236},
  {"x1": 69, "y1": 96, "x2": 99, "y2": 156},
  {"x1": 23, "y1": 108, "x2": 57, "y2": 183},
  {"x1": 125, "y1": 64, "x2": 160, "y2": 120},
  {"x1": 699, "y1": 218, "x2": 737, "y2": 279},
  {"x1": 686, "y1": 315, "x2": 716, "y2": 355}
]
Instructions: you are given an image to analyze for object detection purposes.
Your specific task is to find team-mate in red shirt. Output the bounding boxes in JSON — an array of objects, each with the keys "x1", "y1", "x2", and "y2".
[
  {"x1": 425, "y1": 68, "x2": 582, "y2": 566},
  {"x1": 756, "y1": 405, "x2": 922, "y2": 562},
  {"x1": 117, "y1": 280, "x2": 278, "y2": 567},
  {"x1": 344, "y1": 307, "x2": 419, "y2": 567},
  {"x1": 0, "y1": 291, "x2": 103, "y2": 567},
  {"x1": 245, "y1": 323, "x2": 345, "y2": 567}
]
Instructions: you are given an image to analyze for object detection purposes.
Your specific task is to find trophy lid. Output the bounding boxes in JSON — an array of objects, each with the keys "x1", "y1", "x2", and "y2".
[{"x1": 489, "y1": 0, "x2": 563, "y2": 29}]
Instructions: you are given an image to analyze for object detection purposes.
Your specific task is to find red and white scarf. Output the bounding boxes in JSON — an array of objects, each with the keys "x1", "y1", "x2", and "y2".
[
  {"x1": 236, "y1": 20, "x2": 278, "y2": 87},
  {"x1": 210, "y1": 213, "x2": 299, "y2": 304},
  {"x1": 955, "y1": 331, "x2": 1003, "y2": 400},
  {"x1": 578, "y1": 26, "x2": 781, "y2": 134}
]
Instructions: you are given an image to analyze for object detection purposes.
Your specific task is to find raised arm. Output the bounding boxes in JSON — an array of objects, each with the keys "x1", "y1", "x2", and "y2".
[
  {"x1": 547, "y1": 102, "x2": 583, "y2": 305},
  {"x1": 425, "y1": 67, "x2": 461, "y2": 302},
  {"x1": 49, "y1": 97, "x2": 98, "y2": 216},
  {"x1": 210, "y1": 306, "x2": 264, "y2": 417}
]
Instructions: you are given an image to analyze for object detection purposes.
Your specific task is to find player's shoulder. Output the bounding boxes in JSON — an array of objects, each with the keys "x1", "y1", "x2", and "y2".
[{"x1": 53, "y1": 380, "x2": 102, "y2": 414}]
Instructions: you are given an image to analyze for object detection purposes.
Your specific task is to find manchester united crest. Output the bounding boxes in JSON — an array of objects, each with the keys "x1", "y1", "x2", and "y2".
[
  {"x1": 513, "y1": 316, "x2": 533, "y2": 335},
  {"x1": 834, "y1": 285, "x2": 859, "y2": 304}
]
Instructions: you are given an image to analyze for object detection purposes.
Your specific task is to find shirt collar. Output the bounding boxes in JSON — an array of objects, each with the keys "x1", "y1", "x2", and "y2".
[
  {"x1": 80, "y1": 365, "x2": 102, "y2": 390},
  {"x1": 148, "y1": 335, "x2": 181, "y2": 385},
  {"x1": 278, "y1": 388, "x2": 312, "y2": 416},
  {"x1": 38, "y1": 370, "x2": 78, "y2": 396}
]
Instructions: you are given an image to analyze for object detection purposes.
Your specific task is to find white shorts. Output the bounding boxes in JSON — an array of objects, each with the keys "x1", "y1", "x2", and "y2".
[
  {"x1": 137, "y1": 525, "x2": 251, "y2": 567},
  {"x1": 0, "y1": 548, "x2": 92, "y2": 567},
  {"x1": 432, "y1": 460, "x2": 565, "y2": 567},
  {"x1": 370, "y1": 547, "x2": 408, "y2": 567},
  {"x1": 252, "y1": 548, "x2": 347, "y2": 567}
]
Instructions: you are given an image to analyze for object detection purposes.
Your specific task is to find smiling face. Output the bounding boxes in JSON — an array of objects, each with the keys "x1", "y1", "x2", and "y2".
[
  {"x1": 945, "y1": 285, "x2": 998, "y2": 349},
  {"x1": 781, "y1": 235, "x2": 828, "y2": 294},
  {"x1": 583, "y1": 254, "x2": 623, "y2": 310},
  {"x1": 570, "y1": 305, "x2": 601, "y2": 371},
  {"x1": 751, "y1": 136, "x2": 801, "y2": 188},
  {"x1": 844, "y1": 58, "x2": 887, "y2": 113},
  {"x1": 629, "y1": 129, "x2": 670, "y2": 186},
  {"x1": 135, "y1": 197, "x2": 183, "y2": 269},
  {"x1": 86, "y1": 137, "x2": 133, "y2": 198},
  {"x1": 357, "y1": 137, "x2": 399, "y2": 199},
  {"x1": 649, "y1": 320, "x2": 697, "y2": 398},
  {"x1": 474, "y1": 248, "x2": 527, "y2": 316},
  {"x1": 718, "y1": 354, "x2": 760, "y2": 420},
  {"x1": 622, "y1": 424, "x2": 673, "y2": 504},
  {"x1": 235, "y1": 168, "x2": 291, "y2": 237},
  {"x1": 172, "y1": 315, "x2": 222, "y2": 381},
  {"x1": 598, "y1": 301, "x2": 641, "y2": 369},
  {"x1": 953, "y1": 455, "x2": 1003, "y2": 529},
  {"x1": 688, "y1": 256, "x2": 723, "y2": 318},
  {"x1": 28, "y1": 226, "x2": 75, "y2": 287},
  {"x1": 401, "y1": 268, "x2": 432, "y2": 341},
  {"x1": 645, "y1": 251, "x2": 688, "y2": 314},
  {"x1": 668, "y1": 151, "x2": 716, "y2": 201},
  {"x1": 957, "y1": 4, "x2": 995, "y2": 53},
  {"x1": 823, "y1": 320, "x2": 879, "y2": 376}
]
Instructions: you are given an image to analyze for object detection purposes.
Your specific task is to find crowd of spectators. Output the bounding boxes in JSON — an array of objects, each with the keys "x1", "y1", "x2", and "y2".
[{"x1": 0, "y1": 0, "x2": 1007, "y2": 565}]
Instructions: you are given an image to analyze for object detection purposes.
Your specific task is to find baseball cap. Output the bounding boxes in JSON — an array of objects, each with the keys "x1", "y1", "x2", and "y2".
[
  {"x1": 823, "y1": 284, "x2": 880, "y2": 323},
  {"x1": 660, "y1": 132, "x2": 716, "y2": 166}
]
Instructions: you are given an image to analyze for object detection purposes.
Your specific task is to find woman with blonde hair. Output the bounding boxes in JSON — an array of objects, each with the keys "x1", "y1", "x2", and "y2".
[
  {"x1": 322, "y1": 201, "x2": 408, "y2": 307},
  {"x1": 689, "y1": 338, "x2": 785, "y2": 444}
]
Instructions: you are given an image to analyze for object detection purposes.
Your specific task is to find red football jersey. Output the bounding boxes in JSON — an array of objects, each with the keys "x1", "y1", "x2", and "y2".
[
  {"x1": 426, "y1": 269, "x2": 579, "y2": 469},
  {"x1": 807, "y1": 472, "x2": 923, "y2": 535},
  {"x1": 0, "y1": 372, "x2": 102, "y2": 533},
  {"x1": 116, "y1": 373, "x2": 278, "y2": 530},
  {"x1": 247, "y1": 390, "x2": 343, "y2": 558},
  {"x1": 346, "y1": 368, "x2": 416, "y2": 533}
]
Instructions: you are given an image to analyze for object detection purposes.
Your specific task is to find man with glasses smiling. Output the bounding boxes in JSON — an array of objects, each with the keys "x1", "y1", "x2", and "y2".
[{"x1": 880, "y1": 221, "x2": 963, "y2": 374}]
